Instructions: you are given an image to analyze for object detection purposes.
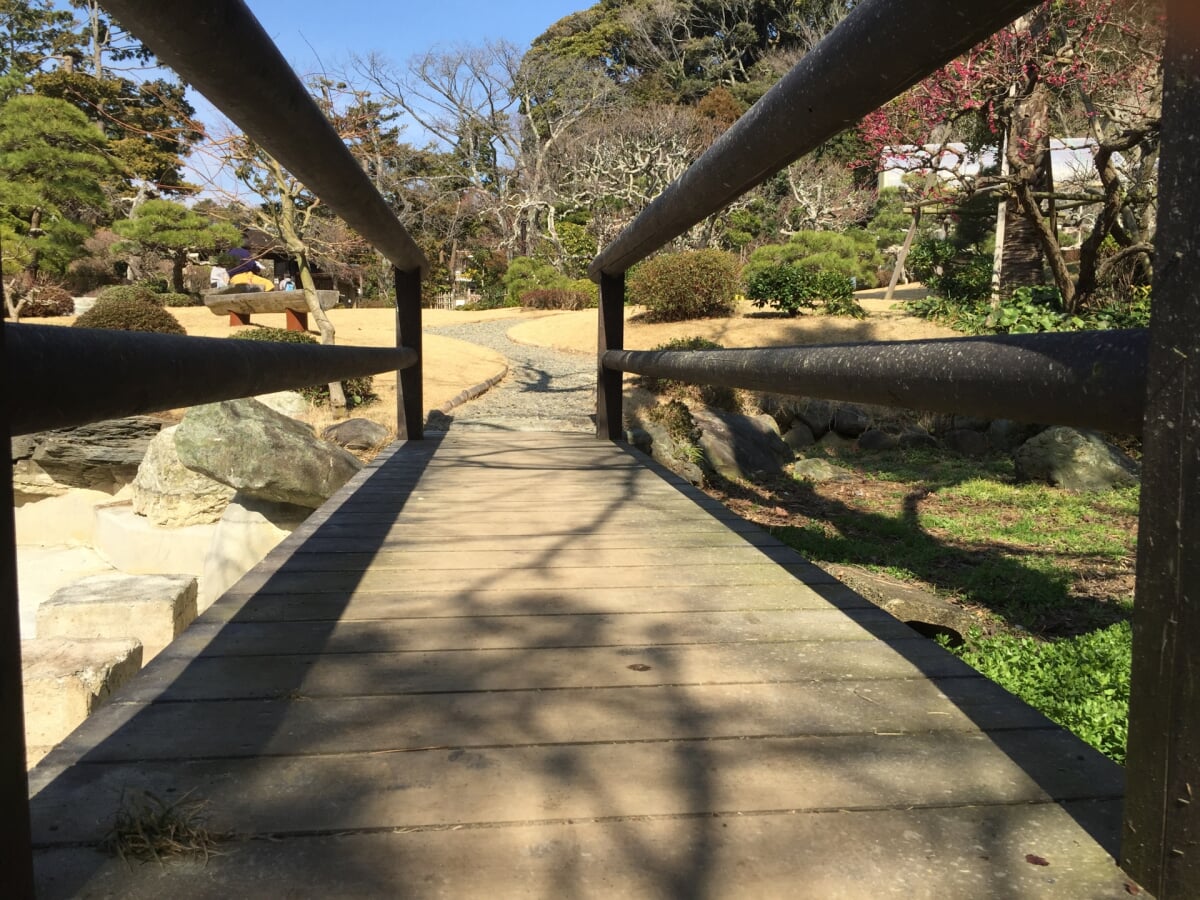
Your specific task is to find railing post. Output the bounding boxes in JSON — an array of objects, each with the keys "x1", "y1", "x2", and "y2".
[
  {"x1": 1122, "y1": 2, "x2": 1200, "y2": 895},
  {"x1": 596, "y1": 271, "x2": 625, "y2": 441},
  {"x1": 394, "y1": 267, "x2": 423, "y2": 441},
  {"x1": 0, "y1": 315, "x2": 35, "y2": 896}
]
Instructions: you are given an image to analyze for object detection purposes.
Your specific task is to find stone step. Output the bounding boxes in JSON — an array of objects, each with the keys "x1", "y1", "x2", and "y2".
[
  {"x1": 21, "y1": 636, "x2": 142, "y2": 767},
  {"x1": 37, "y1": 573, "x2": 198, "y2": 663}
]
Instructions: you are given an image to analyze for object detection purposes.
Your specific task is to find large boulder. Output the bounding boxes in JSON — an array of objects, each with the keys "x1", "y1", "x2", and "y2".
[
  {"x1": 28, "y1": 416, "x2": 162, "y2": 492},
  {"x1": 175, "y1": 399, "x2": 363, "y2": 508},
  {"x1": 1014, "y1": 426, "x2": 1139, "y2": 491},
  {"x1": 131, "y1": 425, "x2": 235, "y2": 527},
  {"x1": 692, "y1": 408, "x2": 792, "y2": 481}
]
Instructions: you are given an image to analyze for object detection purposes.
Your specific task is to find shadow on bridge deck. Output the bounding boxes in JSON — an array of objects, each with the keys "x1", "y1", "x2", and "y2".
[{"x1": 28, "y1": 433, "x2": 1130, "y2": 898}]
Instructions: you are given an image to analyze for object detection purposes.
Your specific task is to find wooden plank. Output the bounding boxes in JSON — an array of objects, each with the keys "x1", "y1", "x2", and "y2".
[
  {"x1": 33, "y1": 801, "x2": 1131, "y2": 900},
  {"x1": 298, "y1": 510, "x2": 760, "y2": 534},
  {"x1": 295, "y1": 529, "x2": 784, "y2": 554},
  {"x1": 160, "y1": 608, "x2": 915, "y2": 658},
  {"x1": 230, "y1": 561, "x2": 836, "y2": 596},
  {"x1": 106, "y1": 639, "x2": 974, "y2": 703},
  {"x1": 30, "y1": 730, "x2": 1121, "y2": 845},
  {"x1": 57, "y1": 677, "x2": 1053, "y2": 763},
  {"x1": 205, "y1": 582, "x2": 875, "y2": 624},
  {"x1": 265, "y1": 544, "x2": 808, "y2": 574}
]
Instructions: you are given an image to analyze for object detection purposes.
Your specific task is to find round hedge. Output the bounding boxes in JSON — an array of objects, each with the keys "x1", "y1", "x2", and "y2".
[
  {"x1": 229, "y1": 326, "x2": 377, "y2": 408},
  {"x1": 73, "y1": 296, "x2": 186, "y2": 334},
  {"x1": 159, "y1": 292, "x2": 200, "y2": 307},
  {"x1": 95, "y1": 283, "x2": 164, "y2": 307}
]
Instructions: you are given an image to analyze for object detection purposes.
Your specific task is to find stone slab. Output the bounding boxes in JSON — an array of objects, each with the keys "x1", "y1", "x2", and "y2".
[
  {"x1": 37, "y1": 573, "x2": 197, "y2": 662},
  {"x1": 203, "y1": 288, "x2": 338, "y2": 315},
  {"x1": 21, "y1": 637, "x2": 142, "y2": 765}
]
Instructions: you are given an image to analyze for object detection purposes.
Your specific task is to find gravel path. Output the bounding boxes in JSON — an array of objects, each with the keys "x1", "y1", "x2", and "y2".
[{"x1": 426, "y1": 318, "x2": 596, "y2": 432}]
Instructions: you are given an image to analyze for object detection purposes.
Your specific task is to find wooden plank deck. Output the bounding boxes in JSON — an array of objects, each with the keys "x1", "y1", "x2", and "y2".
[{"x1": 28, "y1": 433, "x2": 1132, "y2": 897}]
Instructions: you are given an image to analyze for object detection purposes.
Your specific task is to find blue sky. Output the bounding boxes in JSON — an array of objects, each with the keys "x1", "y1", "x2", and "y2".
[
  {"x1": 244, "y1": 0, "x2": 587, "y2": 72},
  {"x1": 183, "y1": 0, "x2": 588, "y2": 192}
]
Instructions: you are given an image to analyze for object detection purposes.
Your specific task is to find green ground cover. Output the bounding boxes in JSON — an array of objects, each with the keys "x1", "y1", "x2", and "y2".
[{"x1": 705, "y1": 447, "x2": 1138, "y2": 762}]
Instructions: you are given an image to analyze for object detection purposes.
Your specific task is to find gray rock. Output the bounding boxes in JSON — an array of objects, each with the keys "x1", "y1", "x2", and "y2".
[
  {"x1": 831, "y1": 404, "x2": 871, "y2": 438},
  {"x1": 254, "y1": 391, "x2": 309, "y2": 419},
  {"x1": 322, "y1": 418, "x2": 390, "y2": 451},
  {"x1": 783, "y1": 422, "x2": 816, "y2": 451},
  {"x1": 942, "y1": 428, "x2": 991, "y2": 458},
  {"x1": 987, "y1": 419, "x2": 1042, "y2": 453},
  {"x1": 858, "y1": 428, "x2": 900, "y2": 451},
  {"x1": 625, "y1": 426, "x2": 653, "y2": 454},
  {"x1": 791, "y1": 458, "x2": 854, "y2": 483},
  {"x1": 898, "y1": 427, "x2": 939, "y2": 450},
  {"x1": 30, "y1": 416, "x2": 162, "y2": 491},
  {"x1": 927, "y1": 414, "x2": 956, "y2": 436},
  {"x1": 757, "y1": 394, "x2": 801, "y2": 431},
  {"x1": 817, "y1": 431, "x2": 858, "y2": 453},
  {"x1": 951, "y1": 414, "x2": 992, "y2": 432},
  {"x1": 795, "y1": 399, "x2": 835, "y2": 438},
  {"x1": 639, "y1": 419, "x2": 705, "y2": 485},
  {"x1": 11, "y1": 434, "x2": 38, "y2": 462},
  {"x1": 692, "y1": 408, "x2": 792, "y2": 481},
  {"x1": 131, "y1": 426, "x2": 235, "y2": 527},
  {"x1": 175, "y1": 399, "x2": 363, "y2": 508},
  {"x1": 1014, "y1": 427, "x2": 1139, "y2": 491}
]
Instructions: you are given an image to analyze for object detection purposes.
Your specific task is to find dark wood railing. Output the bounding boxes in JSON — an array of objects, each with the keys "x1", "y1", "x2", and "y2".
[
  {"x1": 1, "y1": 2, "x2": 431, "y2": 892},
  {"x1": 589, "y1": 0, "x2": 1199, "y2": 895},
  {"x1": 1, "y1": 0, "x2": 1196, "y2": 896}
]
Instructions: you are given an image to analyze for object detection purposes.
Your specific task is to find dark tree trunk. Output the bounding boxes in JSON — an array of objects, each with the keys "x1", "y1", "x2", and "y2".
[{"x1": 999, "y1": 87, "x2": 1054, "y2": 296}]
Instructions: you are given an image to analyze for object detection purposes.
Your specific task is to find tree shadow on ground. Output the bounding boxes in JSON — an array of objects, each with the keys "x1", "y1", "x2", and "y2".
[{"x1": 704, "y1": 454, "x2": 1135, "y2": 639}]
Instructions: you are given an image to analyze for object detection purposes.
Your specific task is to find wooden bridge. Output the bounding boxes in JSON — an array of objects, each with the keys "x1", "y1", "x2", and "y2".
[
  {"x1": 6, "y1": 0, "x2": 1200, "y2": 896},
  {"x1": 26, "y1": 432, "x2": 1130, "y2": 896}
]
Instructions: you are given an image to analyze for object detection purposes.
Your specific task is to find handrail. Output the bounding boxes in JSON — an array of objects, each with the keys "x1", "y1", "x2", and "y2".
[
  {"x1": 589, "y1": 0, "x2": 1042, "y2": 278},
  {"x1": 6, "y1": 325, "x2": 417, "y2": 435},
  {"x1": 603, "y1": 329, "x2": 1149, "y2": 436},
  {"x1": 100, "y1": 0, "x2": 429, "y2": 276}
]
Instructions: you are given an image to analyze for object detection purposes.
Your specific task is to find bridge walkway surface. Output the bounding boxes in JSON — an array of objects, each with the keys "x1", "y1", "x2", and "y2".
[{"x1": 28, "y1": 432, "x2": 1131, "y2": 897}]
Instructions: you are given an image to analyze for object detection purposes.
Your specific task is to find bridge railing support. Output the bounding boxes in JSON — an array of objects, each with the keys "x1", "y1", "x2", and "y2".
[
  {"x1": 1121, "y1": 3, "x2": 1200, "y2": 894},
  {"x1": 395, "y1": 267, "x2": 424, "y2": 441}
]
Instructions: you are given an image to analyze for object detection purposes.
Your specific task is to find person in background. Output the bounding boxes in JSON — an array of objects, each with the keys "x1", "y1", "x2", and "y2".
[{"x1": 226, "y1": 247, "x2": 274, "y2": 291}]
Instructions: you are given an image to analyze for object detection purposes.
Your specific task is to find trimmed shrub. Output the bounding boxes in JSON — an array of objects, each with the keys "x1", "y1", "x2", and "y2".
[
  {"x1": 502, "y1": 257, "x2": 560, "y2": 306},
  {"x1": 96, "y1": 283, "x2": 164, "y2": 306},
  {"x1": 637, "y1": 336, "x2": 741, "y2": 411},
  {"x1": 908, "y1": 237, "x2": 993, "y2": 304},
  {"x1": 743, "y1": 230, "x2": 881, "y2": 289},
  {"x1": 160, "y1": 292, "x2": 200, "y2": 307},
  {"x1": 628, "y1": 250, "x2": 739, "y2": 322},
  {"x1": 519, "y1": 288, "x2": 597, "y2": 311},
  {"x1": 230, "y1": 326, "x2": 377, "y2": 408},
  {"x1": 74, "y1": 295, "x2": 186, "y2": 334},
  {"x1": 745, "y1": 264, "x2": 863, "y2": 318}
]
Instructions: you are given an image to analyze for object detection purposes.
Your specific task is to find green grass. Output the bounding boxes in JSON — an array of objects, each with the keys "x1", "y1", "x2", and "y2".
[
  {"x1": 715, "y1": 446, "x2": 1139, "y2": 762},
  {"x1": 949, "y1": 622, "x2": 1132, "y2": 763}
]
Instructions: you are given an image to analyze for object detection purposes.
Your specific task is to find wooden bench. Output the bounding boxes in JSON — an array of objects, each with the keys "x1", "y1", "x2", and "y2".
[{"x1": 203, "y1": 289, "x2": 340, "y2": 330}]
